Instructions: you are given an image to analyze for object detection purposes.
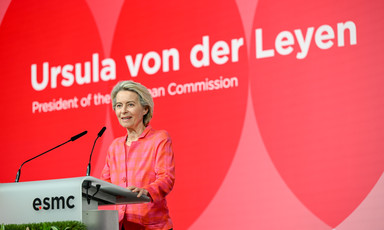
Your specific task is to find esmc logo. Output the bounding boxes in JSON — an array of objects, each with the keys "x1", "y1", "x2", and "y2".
[{"x1": 32, "y1": 195, "x2": 75, "y2": 211}]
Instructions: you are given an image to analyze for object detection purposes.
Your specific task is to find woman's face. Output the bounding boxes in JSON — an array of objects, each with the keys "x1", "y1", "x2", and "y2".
[{"x1": 114, "y1": 90, "x2": 148, "y2": 131}]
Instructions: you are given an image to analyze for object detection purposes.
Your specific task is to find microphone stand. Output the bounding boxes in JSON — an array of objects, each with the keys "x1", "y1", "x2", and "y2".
[
  {"x1": 86, "y1": 127, "x2": 106, "y2": 176},
  {"x1": 15, "y1": 131, "x2": 87, "y2": 182}
]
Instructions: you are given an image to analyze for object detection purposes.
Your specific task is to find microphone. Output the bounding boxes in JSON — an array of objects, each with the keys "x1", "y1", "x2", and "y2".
[
  {"x1": 97, "y1": 126, "x2": 107, "y2": 138},
  {"x1": 15, "y1": 130, "x2": 88, "y2": 183},
  {"x1": 86, "y1": 127, "x2": 106, "y2": 176},
  {"x1": 71, "y1": 130, "x2": 88, "y2": 141}
]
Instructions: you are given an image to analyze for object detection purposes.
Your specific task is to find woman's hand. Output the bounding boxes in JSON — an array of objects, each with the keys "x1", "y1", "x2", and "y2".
[{"x1": 128, "y1": 185, "x2": 149, "y2": 198}]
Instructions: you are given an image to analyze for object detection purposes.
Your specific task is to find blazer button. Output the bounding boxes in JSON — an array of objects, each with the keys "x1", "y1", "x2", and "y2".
[{"x1": 122, "y1": 177, "x2": 127, "y2": 183}]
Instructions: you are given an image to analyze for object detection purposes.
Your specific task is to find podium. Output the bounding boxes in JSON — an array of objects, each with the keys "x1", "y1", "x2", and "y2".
[{"x1": 0, "y1": 176, "x2": 150, "y2": 230}]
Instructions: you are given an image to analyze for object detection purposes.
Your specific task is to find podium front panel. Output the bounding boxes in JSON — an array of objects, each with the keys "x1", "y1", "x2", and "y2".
[{"x1": 0, "y1": 178, "x2": 85, "y2": 225}]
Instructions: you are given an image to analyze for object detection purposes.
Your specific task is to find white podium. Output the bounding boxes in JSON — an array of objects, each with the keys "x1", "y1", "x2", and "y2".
[{"x1": 0, "y1": 176, "x2": 150, "y2": 230}]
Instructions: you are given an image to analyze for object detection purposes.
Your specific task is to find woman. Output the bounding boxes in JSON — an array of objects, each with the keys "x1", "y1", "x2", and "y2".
[{"x1": 101, "y1": 80, "x2": 175, "y2": 230}]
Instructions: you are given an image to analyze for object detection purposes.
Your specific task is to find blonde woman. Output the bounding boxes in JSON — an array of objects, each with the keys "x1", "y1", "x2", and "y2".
[{"x1": 101, "y1": 80, "x2": 175, "y2": 230}]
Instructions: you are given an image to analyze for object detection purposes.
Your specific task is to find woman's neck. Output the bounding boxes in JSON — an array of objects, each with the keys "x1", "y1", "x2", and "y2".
[{"x1": 126, "y1": 125, "x2": 146, "y2": 143}]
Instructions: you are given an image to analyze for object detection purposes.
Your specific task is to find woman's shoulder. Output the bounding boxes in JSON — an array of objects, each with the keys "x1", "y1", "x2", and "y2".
[{"x1": 147, "y1": 126, "x2": 171, "y2": 140}]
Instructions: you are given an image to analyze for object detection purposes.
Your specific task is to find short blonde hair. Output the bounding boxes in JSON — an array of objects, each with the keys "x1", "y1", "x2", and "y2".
[{"x1": 111, "y1": 81, "x2": 154, "y2": 126}]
